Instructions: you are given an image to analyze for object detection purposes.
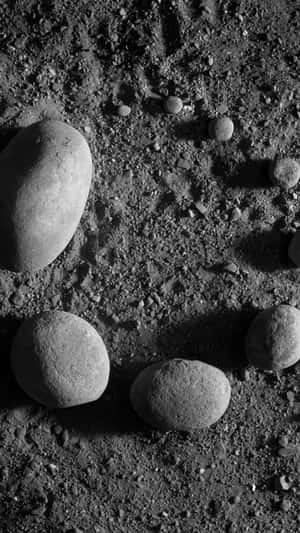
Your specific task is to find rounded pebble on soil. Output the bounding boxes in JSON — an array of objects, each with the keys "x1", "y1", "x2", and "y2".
[
  {"x1": 268, "y1": 157, "x2": 300, "y2": 189},
  {"x1": 208, "y1": 116, "x2": 234, "y2": 141},
  {"x1": 245, "y1": 305, "x2": 300, "y2": 370},
  {"x1": 117, "y1": 104, "x2": 131, "y2": 117},
  {"x1": 11, "y1": 311, "x2": 110, "y2": 408},
  {"x1": 130, "y1": 359, "x2": 231, "y2": 431},
  {"x1": 0, "y1": 119, "x2": 92, "y2": 272},
  {"x1": 163, "y1": 96, "x2": 183, "y2": 115},
  {"x1": 288, "y1": 230, "x2": 300, "y2": 266}
]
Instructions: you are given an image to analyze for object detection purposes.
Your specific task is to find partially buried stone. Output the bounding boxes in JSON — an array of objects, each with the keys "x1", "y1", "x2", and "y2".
[
  {"x1": 130, "y1": 359, "x2": 231, "y2": 431},
  {"x1": 268, "y1": 157, "x2": 300, "y2": 189},
  {"x1": 117, "y1": 104, "x2": 131, "y2": 117},
  {"x1": 245, "y1": 304, "x2": 300, "y2": 370},
  {"x1": 208, "y1": 116, "x2": 234, "y2": 141},
  {"x1": 11, "y1": 311, "x2": 110, "y2": 408},
  {"x1": 163, "y1": 96, "x2": 183, "y2": 115}
]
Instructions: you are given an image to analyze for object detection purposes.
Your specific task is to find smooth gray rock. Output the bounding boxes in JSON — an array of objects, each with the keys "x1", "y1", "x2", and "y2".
[{"x1": 0, "y1": 119, "x2": 92, "y2": 271}]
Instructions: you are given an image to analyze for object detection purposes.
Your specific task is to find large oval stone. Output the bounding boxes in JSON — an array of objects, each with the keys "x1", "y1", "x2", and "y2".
[
  {"x1": 130, "y1": 359, "x2": 231, "y2": 431},
  {"x1": 0, "y1": 119, "x2": 92, "y2": 271},
  {"x1": 11, "y1": 311, "x2": 110, "y2": 408},
  {"x1": 245, "y1": 304, "x2": 300, "y2": 370}
]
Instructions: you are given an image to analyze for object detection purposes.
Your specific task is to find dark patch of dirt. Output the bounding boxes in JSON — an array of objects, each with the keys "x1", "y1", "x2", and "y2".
[{"x1": 0, "y1": 1, "x2": 299, "y2": 532}]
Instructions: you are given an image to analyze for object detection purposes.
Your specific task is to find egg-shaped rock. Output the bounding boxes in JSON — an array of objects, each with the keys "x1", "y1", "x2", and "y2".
[
  {"x1": 130, "y1": 359, "x2": 231, "y2": 431},
  {"x1": 11, "y1": 311, "x2": 110, "y2": 408},
  {"x1": 245, "y1": 304, "x2": 300, "y2": 370},
  {"x1": 0, "y1": 119, "x2": 92, "y2": 272}
]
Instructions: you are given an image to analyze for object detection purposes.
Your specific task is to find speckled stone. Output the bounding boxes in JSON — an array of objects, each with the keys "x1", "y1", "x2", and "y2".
[
  {"x1": 245, "y1": 304, "x2": 300, "y2": 370},
  {"x1": 130, "y1": 359, "x2": 231, "y2": 431},
  {"x1": 208, "y1": 116, "x2": 234, "y2": 141},
  {"x1": 268, "y1": 158, "x2": 300, "y2": 189},
  {"x1": 11, "y1": 311, "x2": 110, "y2": 408}
]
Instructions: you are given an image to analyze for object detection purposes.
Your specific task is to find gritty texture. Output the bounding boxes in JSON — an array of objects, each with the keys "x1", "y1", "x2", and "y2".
[
  {"x1": 268, "y1": 158, "x2": 300, "y2": 189},
  {"x1": 130, "y1": 359, "x2": 231, "y2": 431},
  {"x1": 245, "y1": 305, "x2": 300, "y2": 370},
  {"x1": 0, "y1": 1, "x2": 299, "y2": 532},
  {"x1": 0, "y1": 119, "x2": 92, "y2": 272},
  {"x1": 208, "y1": 117, "x2": 234, "y2": 141},
  {"x1": 11, "y1": 311, "x2": 110, "y2": 407}
]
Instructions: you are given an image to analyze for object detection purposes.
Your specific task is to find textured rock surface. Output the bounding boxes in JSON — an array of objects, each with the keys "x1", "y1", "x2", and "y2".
[
  {"x1": 130, "y1": 359, "x2": 231, "y2": 431},
  {"x1": 11, "y1": 311, "x2": 110, "y2": 407},
  {"x1": 245, "y1": 305, "x2": 300, "y2": 370},
  {"x1": 268, "y1": 157, "x2": 300, "y2": 189},
  {"x1": 208, "y1": 117, "x2": 234, "y2": 141},
  {"x1": 0, "y1": 119, "x2": 92, "y2": 272}
]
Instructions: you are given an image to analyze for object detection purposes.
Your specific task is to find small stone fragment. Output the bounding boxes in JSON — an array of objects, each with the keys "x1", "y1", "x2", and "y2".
[
  {"x1": 245, "y1": 304, "x2": 300, "y2": 370},
  {"x1": 117, "y1": 104, "x2": 131, "y2": 117},
  {"x1": 208, "y1": 116, "x2": 234, "y2": 141},
  {"x1": 163, "y1": 96, "x2": 183, "y2": 115},
  {"x1": 130, "y1": 359, "x2": 231, "y2": 431},
  {"x1": 268, "y1": 158, "x2": 300, "y2": 189}
]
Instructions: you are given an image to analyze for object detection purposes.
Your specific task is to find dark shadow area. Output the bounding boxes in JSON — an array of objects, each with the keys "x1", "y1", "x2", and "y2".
[
  {"x1": 234, "y1": 228, "x2": 292, "y2": 273},
  {"x1": 156, "y1": 308, "x2": 256, "y2": 371},
  {"x1": 142, "y1": 97, "x2": 163, "y2": 116},
  {"x1": 0, "y1": 316, "x2": 23, "y2": 409},
  {"x1": 173, "y1": 117, "x2": 208, "y2": 147},
  {"x1": 0, "y1": 127, "x2": 20, "y2": 152},
  {"x1": 118, "y1": 82, "x2": 136, "y2": 105},
  {"x1": 55, "y1": 363, "x2": 147, "y2": 437},
  {"x1": 229, "y1": 158, "x2": 270, "y2": 189},
  {"x1": 159, "y1": 2, "x2": 181, "y2": 56}
]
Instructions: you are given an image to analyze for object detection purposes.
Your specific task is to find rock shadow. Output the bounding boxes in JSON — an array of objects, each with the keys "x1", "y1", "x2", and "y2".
[
  {"x1": 156, "y1": 308, "x2": 255, "y2": 371},
  {"x1": 0, "y1": 127, "x2": 20, "y2": 152},
  {"x1": 54, "y1": 362, "x2": 147, "y2": 438},
  {"x1": 0, "y1": 316, "x2": 23, "y2": 410},
  {"x1": 229, "y1": 158, "x2": 270, "y2": 189},
  {"x1": 234, "y1": 228, "x2": 292, "y2": 273}
]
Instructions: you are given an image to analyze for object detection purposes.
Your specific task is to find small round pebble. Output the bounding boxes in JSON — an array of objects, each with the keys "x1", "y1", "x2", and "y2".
[
  {"x1": 245, "y1": 305, "x2": 300, "y2": 370},
  {"x1": 163, "y1": 96, "x2": 183, "y2": 115},
  {"x1": 117, "y1": 104, "x2": 131, "y2": 117},
  {"x1": 130, "y1": 359, "x2": 231, "y2": 431},
  {"x1": 208, "y1": 116, "x2": 234, "y2": 141},
  {"x1": 288, "y1": 230, "x2": 300, "y2": 266},
  {"x1": 11, "y1": 311, "x2": 110, "y2": 408},
  {"x1": 268, "y1": 157, "x2": 300, "y2": 189}
]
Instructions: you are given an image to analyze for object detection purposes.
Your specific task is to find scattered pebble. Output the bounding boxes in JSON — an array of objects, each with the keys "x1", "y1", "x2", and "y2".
[
  {"x1": 245, "y1": 305, "x2": 300, "y2": 370},
  {"x1": 281, "y1": 498, "x2": 292, "y2": 512},
  {"x1": 208, "y1": 116, "x2": 234, "y2": 141},
  {"x1": 163, "y1": 96, "x2": 183, "y2": 115},
  {"x1": 117, "y1": 104, "x2": 131, "y2": 117},
  {"x1": 130, "y1": 359, "x2": 231, "y2": 431},
  {"x1": 269, "y1": 158, "x2": 300, "y2": 189},
  {"x1": 276, "y1": 475, "x2": 291, "y2": 491}
]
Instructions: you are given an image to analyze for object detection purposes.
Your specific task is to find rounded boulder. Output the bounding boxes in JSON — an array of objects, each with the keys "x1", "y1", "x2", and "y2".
[
  {"x1": 130, "y1": 359, "x2": 231, "y2": 431},
  {"x1": 245, "y1": 304, "x2": 300, "y2": 370},
  {"x1": 11, "y1": 311, "x2": 110, "y2": 408},
  {"x1": 0, "y1": 119, "x2": 92, "y2": 272}
]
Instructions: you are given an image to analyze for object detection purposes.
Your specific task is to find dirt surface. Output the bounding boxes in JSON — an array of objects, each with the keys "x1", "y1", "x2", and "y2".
[{"x1": 0, "y1": 1, "x2": 299, "y2": 532}]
